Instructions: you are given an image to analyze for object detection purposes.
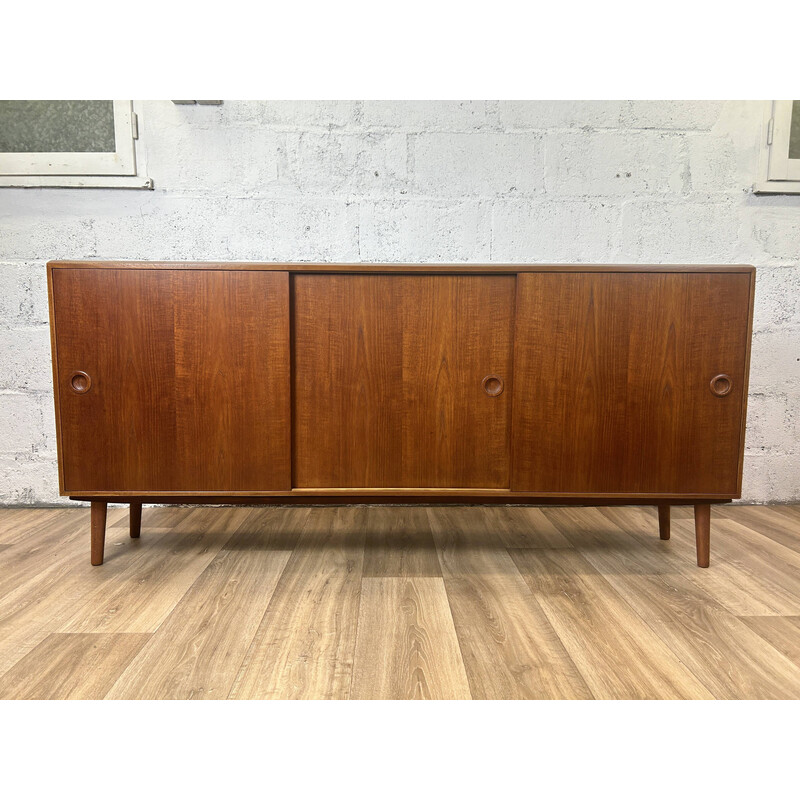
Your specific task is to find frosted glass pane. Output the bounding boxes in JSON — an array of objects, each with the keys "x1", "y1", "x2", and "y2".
[
  {"x1": 0, "y1": 100, "x2": 115, "y2": 153},
  {"x1": 790, "y1": 101, "x2": 800, "y2": 160}
]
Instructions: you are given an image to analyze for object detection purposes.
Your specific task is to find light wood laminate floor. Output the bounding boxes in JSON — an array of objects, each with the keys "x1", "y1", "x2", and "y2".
[{"x1": 1, "y1": 504, "x2": 799, "y2": 700}]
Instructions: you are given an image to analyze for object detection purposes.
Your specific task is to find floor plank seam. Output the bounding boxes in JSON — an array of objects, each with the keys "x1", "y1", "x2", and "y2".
[{"x1": 428, "y1": 571, "x2": 475, "y2": 702}]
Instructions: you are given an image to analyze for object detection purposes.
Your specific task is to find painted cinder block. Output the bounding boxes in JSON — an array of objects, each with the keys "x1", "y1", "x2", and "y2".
[
  {"x1": 620, "y1": 100, "x2": 725, "y2": 131},
  {"x1": 741, "y1": 201, "x2": 800, "y2": 266},
  {"x1": 748, "y1": 327, "x2": 800, "y2": 393},
  {"x1": 544, "y1": 130, "x2": 686, "y2": 197},
  {"x1": 744, "y1": 393, "x2": 798, "y2": 451},
  {"x1": 0, "y1": 453, "x2": 64, "y2": 506},
  {"x1": 358, "y1": 200, "x2": 490, "y2": 262},
  {"x1": 282, "y1": 132, "x2": 408, "y2": 196},
  {"x1": 491, "y1": 199, "x2": 622, "y2": 262},
  {"x1": 0, "y1": 191, "x2": 98, "y2": 260},
  {"x1": 686, "y1": 134, "x2": 745, "y2": 195},
  {"x1": 741, "y1": 451, "x2": 800, "y2": 503},
  {"x1": 619, "y1": 199, "x2": 741, "y2": 262},
  {"x1": 361, "y1": 101, "x2": 487, "y2": 131},
  {"x1": 494, "y1": 100, "x2": 625, "y2": 130},
  {"x1": 221, "y1": 100, "x2": 360, "y2": 129},
  {"x1": 0, "y1": 327, "x2": 52, "y2": 392},
  {"x1": 752, "y1": 267, "x2": 800, "y2": 330},
  {"x1": 0, "y1": 262, "x2": 49, "y2": 327},
  {"x1": 412, "y1": 132, "x2": 543, "y2": 196},
  {"x1": 227, "y1": 198, "x2": 361, "y2": 262},
  {"x1": 146, "y1": 125, "x2": 282, "y2": 195},
  {"x1": 0, "y1": 392, "x2": 49, "y2": 454}
]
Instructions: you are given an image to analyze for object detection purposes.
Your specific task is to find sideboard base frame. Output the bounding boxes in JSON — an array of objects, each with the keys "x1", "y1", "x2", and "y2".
[{"x1": 82, "y1": 497, "x2": 725, "y2": 568}]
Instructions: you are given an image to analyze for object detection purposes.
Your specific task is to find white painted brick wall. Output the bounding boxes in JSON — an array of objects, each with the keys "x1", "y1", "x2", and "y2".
[
  {"x1": 544, "y1": 131, "x2": 687, "y2": 197},
  {"x1": 493, "y1": 100, "x2": 626, "y2": 130},
  {"x1": 412, "y1": 133, "x2": 543, "y2": 195},
  {"x1": 492, "y1": 199, "x2": 621, "y2": 262},
  {"x1": 1, "y1": 100, "x2": 798, "y2": 504},
  {"x1": 359, "y1": 200, "x2": 491, "y2": 262}
]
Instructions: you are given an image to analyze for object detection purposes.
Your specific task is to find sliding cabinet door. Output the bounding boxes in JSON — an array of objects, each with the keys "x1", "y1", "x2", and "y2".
[
  {"x1": 52, "y1": 268, "x2": 290, "y2": 492},
  {"x1": 511, "y1": 272, "x2": 752, "y2": 495},
  {"x1": 293, "y1": 274, "x2": 515, "y2": 488}
]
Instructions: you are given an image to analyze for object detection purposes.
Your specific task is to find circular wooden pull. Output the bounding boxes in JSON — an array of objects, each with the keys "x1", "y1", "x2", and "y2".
[
  {"x1": 482, "y1": 374, "x2": 504, "y2": 397},
  {"x1": 709, "y1": 374, "x2": 731, "y2": 397},
  {"x1": 70, "y1": 371, "x2": 92, "y2": 394}
]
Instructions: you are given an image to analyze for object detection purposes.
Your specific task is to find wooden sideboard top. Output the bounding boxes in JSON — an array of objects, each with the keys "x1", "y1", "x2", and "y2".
[{"x1": 47, "y1": 261, "x2": 755, "y2": 274}]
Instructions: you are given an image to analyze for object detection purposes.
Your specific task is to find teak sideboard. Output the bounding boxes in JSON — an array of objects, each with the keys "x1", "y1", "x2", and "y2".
[{"x1": 46, "y1": 262, "x2": 755, "y2": 568}]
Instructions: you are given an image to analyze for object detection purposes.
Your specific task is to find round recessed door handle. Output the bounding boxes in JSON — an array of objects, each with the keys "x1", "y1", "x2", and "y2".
[
  {"x1": 710, "y1": 374, "x2": 732, "y2": 397},
  {"x1": 482, "y1": 374, "x2": 504, "y2": 397},
  {"x1": 69, "y1": 371, "x2": 92, "y2": 394}
]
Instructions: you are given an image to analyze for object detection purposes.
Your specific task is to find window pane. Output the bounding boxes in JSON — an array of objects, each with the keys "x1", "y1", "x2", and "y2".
[
  {"x1": 0, "y1": 100, "x2": 115, "y2": 153},
  {"x1": 790, "y1": 100, "x2": 800, "y2": 160}
]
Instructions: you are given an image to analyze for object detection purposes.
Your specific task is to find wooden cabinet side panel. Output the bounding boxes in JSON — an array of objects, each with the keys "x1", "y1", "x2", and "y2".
[
  {"x1": 293, "y1": 274, "x2": 514, "y2": 488},
  {"x1": 511, "y1": 272, "x2": 751, "y2": 495}
]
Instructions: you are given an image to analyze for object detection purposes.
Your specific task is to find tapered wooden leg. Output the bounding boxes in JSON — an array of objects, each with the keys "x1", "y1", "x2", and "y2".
[
  {"x1": 657, "y1": 504, "x2": 670, "y2": 540},
  {"x1": 694, "y1": 503, "x2": 710, "y2": 568},
  {"x1": 130, "y1": 502, "x2": 142, "y2": 539},
  {"x1": 90, "y1": 501, "x2": 108, "y2": 566}
]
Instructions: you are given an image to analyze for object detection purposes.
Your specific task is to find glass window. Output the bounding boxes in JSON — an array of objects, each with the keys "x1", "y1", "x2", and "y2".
[
  {"x1": 0, "y1": 100, "x2": 149, "y2": 188},
  {"x1": 0, "y1": 101, "x2": 116, "y2": 153}
]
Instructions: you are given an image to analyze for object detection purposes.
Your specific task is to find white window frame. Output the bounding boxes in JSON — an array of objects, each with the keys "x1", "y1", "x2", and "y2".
[
  {"x1": 0, "y1": 101, "x2": 152, "y2": 188},
  {"x1": 754, "y1": 100, "x2": 800, "y2": 194}
]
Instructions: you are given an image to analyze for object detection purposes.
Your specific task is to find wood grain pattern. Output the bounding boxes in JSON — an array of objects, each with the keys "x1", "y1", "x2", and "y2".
[
  {"x1": 0, "y1": 633, "x2": 150, "y2": 700},
  {"x1": 606, "y1": 581, "x2": 800, "y2": 700},
  {"x1": 688, "y1": 517, "x2": 800, "y2": 615},
  {"x1": 716, "y1": 504, "x2": 800, "y2": 555},
  {"x1": 547, "y1": 507, "x2": 800, "y2": 699},
  {"x1": 172, "y1": 270, "x2": 290, "y2": 491},
  {"x1": 0, "y1": 508, "x2": 130, "y2": 674},
  {"x1": 51, "y1": 268, "x2": 290, "y2": 493},
  {"x1": 105, "y1": 523, "x2": 294, "y2": 699},
  {"x1": 107, "y1": 506, "x2": 193, "y2": 531},
  {"x1": 739, "y1": 616, "x2": 800, "y2": 670},
  {"x1": 484, "y1": 506, "x2": 573, "y2": 550},
  {"x1": 293, "y1": 274, "x2": 515, "y2": 488},
  {"x1": 52, "y1": 268, "x2": 176, "y2": 492},
  {"x1": 0, "y1": 509, "x2": 64, "y2": 545},
  {"x1": 510, "y1": 548, "x2": 713, "y2": 699},
  {"x1": 362, "y1": 505, "x2": 441, "y2": 578},
  {"x1": 599, "y1": 506, "x2": 800, "y2": 617},
  {"x1": 1, "y1": 504, "x2": 799, "y2": 700},
  {"x1": 511, "y1": 272, "x2": 752, "y2": 495},
  {"x1": 765, "y1": 504, "x2": 800, "y2": 523},
  {"x1": 0, "y1": 508, "x2": 126, "y2": 599},
  {"x1": 351, "y1": 578, "x2": 470, "y2": 699},
  {"x1": 58, "y1": 506, "x2": 254, "y2": 634},
  {"x1": 427, "y1": 506, "x2": 593, "y2": 699},
  {"x1": 229, "y1": 507, "x2": 365, "y2": 699}
]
